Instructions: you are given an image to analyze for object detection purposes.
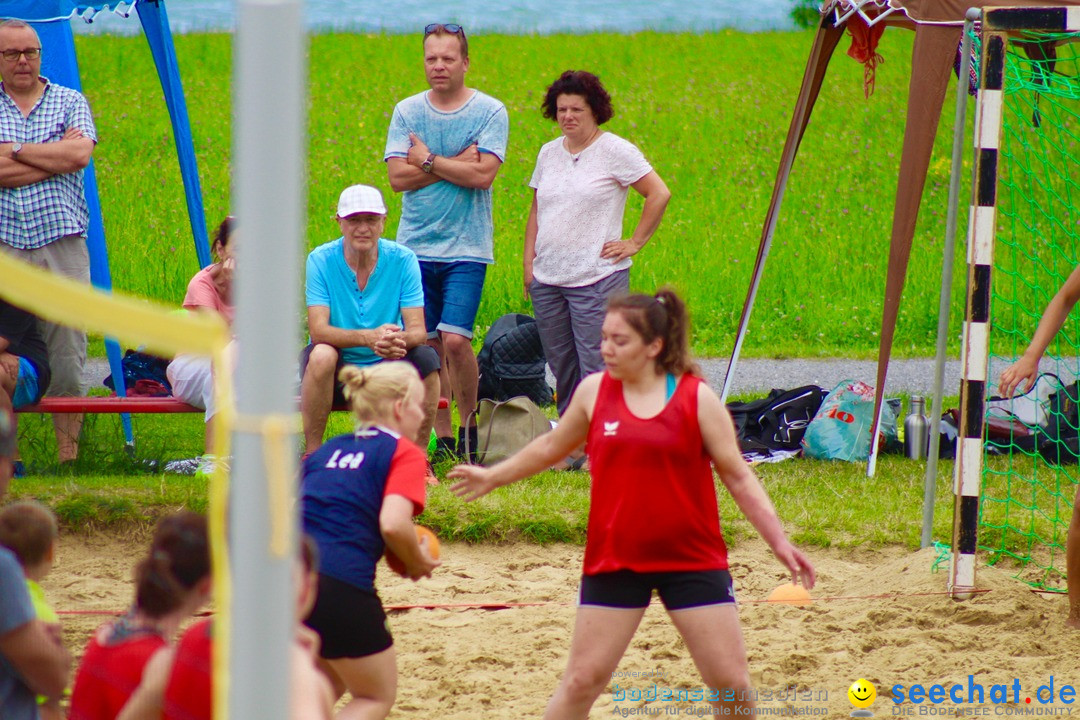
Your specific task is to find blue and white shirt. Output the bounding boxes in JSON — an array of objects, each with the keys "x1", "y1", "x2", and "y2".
[
  {"x1": 384, "y1": 90, "x2": 508, "y2": 264},
  {"x1": 0, "y1": 78, "x2": 97, "y2": 250}
]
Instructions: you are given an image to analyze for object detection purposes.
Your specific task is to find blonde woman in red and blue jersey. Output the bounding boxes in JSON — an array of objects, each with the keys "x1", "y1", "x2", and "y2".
[{"x1": 300, "y1": 361, "x2": 440, "y2": 720}]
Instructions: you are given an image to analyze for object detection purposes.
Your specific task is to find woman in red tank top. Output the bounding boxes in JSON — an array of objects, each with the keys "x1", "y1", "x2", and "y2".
[{"x1": 450, "y1": 288, "x2": 815, "y2": 719}]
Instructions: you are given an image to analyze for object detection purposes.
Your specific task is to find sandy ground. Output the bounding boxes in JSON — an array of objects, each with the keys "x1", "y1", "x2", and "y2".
[{"x1": 47, "y1": 532, "x2": 1080, "y2": 718}]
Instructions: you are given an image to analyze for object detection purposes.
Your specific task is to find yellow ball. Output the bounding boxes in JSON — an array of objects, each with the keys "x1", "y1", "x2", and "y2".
[{"x1": 848, "y1": 679, "x2": 877, "y2": 709}]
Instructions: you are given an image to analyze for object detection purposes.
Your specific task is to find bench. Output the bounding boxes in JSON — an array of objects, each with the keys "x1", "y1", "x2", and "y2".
[{"x1": 15, "y1": 396, "x2": 449, "y2": 414}]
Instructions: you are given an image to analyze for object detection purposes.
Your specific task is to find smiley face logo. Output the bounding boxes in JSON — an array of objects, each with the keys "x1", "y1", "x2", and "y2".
[{"x1": 848, "y1": 678, "x2": 876, "y2": 716}]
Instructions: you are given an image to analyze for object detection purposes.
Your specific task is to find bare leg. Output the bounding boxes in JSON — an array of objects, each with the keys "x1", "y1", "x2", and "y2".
[
  {"x1": 1067, "y1": 486, "x2": 1080, "y2": 629},
  {"x1": 300, "y1": 345, "x2": 339, "y2": 454},
  {"x1": 428, "y1": 337, "x2": 453, "y2": 440},
  {"x1": 204, "y1": 415, "x2": 215, "y2": 457},
  {"x1": 668, "y1": 604, "x2": 754, "y2": 712},
  {"x1": 0, "y1": 364, "x2": 13, "y2": 497},
  {"x1": 328, "y1": 646, "x2": 397, "y2": 720},
  {"x1": 418, "y1": 371, "x2": 439, "y2": 449},
  {"x1": 543, "y1": 606, "x2": 646, "y2": 720},
  {"x1": 315, "y1": 656, "x2": 346, "y2": 700},
  {"x1": 442, "y1": 331, "x2": 478, "y2": 427},
  {"x1": 53, "y1": 413, "x2": 82, "y2": 463}
]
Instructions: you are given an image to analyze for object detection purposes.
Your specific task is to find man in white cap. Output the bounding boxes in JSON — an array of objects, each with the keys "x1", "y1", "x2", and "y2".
[{"x1": 299, "y1": 184, "x2": 440, "y2": 455}]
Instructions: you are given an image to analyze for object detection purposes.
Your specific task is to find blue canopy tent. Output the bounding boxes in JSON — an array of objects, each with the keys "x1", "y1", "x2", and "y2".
[{"x1": 1, "y1": 0, "x2": 209, "y2": 452}]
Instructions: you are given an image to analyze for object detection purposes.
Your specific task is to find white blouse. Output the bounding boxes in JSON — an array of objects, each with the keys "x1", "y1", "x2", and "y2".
[{"x1": 528, "y1": 132, "x2": 652, "y2": 288}]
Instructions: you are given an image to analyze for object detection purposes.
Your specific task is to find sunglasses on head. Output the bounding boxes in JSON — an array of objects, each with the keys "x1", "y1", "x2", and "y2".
[{"x1": 424, "y1": 23, "x2": 465, "y2": 36}]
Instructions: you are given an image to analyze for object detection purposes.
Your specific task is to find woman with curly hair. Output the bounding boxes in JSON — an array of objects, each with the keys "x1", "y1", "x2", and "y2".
[{"x1": 525, "y1": 70, "x2": 671, "y2": 434}]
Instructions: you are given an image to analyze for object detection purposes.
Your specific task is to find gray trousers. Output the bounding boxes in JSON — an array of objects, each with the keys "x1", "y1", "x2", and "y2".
[
  {"x1": 0, "y1": 236, "x2": 89, "y2": 396},
  {"x1": 530, "y1": 269, "x2": 629, "y2": 415}
]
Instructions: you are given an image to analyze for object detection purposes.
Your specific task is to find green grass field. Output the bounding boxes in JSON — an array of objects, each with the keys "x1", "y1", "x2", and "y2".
[
  {"x1": 4, "y1": 28, "x2": 1017, "y2": 552},
  {"x1": 13, "y1": 404, "x2": 958, "y2": 549},
  {"x1": 74, "y1": 29, "x2": 970, "y2": 359}
]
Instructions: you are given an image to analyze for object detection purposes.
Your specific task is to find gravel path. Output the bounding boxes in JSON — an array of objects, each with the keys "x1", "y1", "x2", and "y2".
[{"x1": 86, "y1": 355, "x2": 1070, "y2": 398}]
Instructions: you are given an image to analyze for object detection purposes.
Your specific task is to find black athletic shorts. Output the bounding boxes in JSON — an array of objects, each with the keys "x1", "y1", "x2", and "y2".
[
  {"x1": 304, "y1": 573, "x2": 393, "y2": 658},
  {"x1": 299, "y1": 343, "x2": 440, "y2": 406},
  {"x1": 579, "y1": 569, "x2": 736, "y2": 610}
]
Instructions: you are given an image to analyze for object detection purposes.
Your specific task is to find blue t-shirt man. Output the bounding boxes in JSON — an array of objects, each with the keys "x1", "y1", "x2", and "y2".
[
  {"x1": 384, "y1": 26, "x2": 509, "y2": 459},
  {"x1": 384, "y1": 89, "x2": 508, "y2": 264},
  {"x1": 0, "y1": 546, "x2": 38, "y2": 720},
  {"x1": 305, "y1": 237, "x2": 425, "y2": 367}
]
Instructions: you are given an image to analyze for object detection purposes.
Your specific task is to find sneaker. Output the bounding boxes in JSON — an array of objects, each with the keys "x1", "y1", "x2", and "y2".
[
  {"x1": 457, "y1": 425, "x2": 479, "y2": 463},
  {"x1": 164, "y1": 457, "x2": 201, "y2": 475},
  {"x1": 431, "y1": 436, "x2": 457, "y2": 463},
  {"x1": 196, "y1": 454, "x2": 231, "y2": 476},
  {"x1": 12, "y1": 460, "x2": 26, "y2": 478}
]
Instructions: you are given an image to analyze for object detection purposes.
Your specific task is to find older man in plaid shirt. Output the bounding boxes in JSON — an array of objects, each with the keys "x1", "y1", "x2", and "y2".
[{"x1": 0, "y1": 19, "x2": 96, "y2": 466}]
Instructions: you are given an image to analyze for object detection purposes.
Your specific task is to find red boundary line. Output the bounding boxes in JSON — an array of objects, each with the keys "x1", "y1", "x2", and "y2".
[{"x1": 56, "y1": 588, "x2": 1003, "y2": 617}]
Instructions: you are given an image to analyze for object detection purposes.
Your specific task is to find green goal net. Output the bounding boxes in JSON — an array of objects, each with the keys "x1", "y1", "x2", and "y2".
[{"x1": 979, "y1": 29, "x2": 1080, "y2": 592}]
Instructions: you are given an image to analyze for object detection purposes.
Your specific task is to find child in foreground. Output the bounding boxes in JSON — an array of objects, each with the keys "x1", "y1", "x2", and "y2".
[
  {"x1": 450, "y1": 288, "x2": 815, "y2": 718},
  {"x1": 117, "y1": 535, "x2": 334, "y2": 720},
  {"x1": 0, "y1": 501, "x2": 63, "y2": 720},
  {"x1": 68, "y1": 511, "x2": 211, "y2": 720}
]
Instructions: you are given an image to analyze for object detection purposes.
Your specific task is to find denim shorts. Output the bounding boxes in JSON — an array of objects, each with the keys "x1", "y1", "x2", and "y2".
[
  {"x1": 420, "y1": 260, "x2": 487, "y2": 339},
  {"x1": 12, "y1": 357, "x2": 40, "y2": 409}
]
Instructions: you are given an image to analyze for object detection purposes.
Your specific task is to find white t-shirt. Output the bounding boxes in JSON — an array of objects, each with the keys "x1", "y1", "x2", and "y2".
[{"x1": 529, "y1": 132, "x2": 652, "y2": 288}]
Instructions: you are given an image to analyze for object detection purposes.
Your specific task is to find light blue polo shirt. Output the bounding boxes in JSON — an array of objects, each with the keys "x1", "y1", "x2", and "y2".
[
  {"x1": 305, "y1": 237, "x2": 425, "y2": 367},
  {"x1": 384, "y1": 89, "x2": 509, "y2": 264}
]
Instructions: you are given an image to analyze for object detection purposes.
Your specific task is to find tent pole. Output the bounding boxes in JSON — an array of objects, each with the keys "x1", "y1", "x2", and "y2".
[
  {"x1": 721, "y1": 20, "x2": 844, "y2": 402},
  {"x1": 136, "y1": 0, "x2": 212, "y2": 269},
  {"x1": 923, "y1": 10, "x2": 978, "y2": 548},
  {"x1": 226, "y1": 0, "x2": 305, "y2": 718},
  {"x1": 866, "y1": 23, "x2": 962, "y2": 477}
]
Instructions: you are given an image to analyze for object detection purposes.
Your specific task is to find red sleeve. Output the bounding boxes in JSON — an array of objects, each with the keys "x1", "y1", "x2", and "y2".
[
  {"x1": 182, "y1": 270, "x2": 221, "y2": 312},
  {"x1": 383, "y1": 437, "x2": 427, "y2": 515}
]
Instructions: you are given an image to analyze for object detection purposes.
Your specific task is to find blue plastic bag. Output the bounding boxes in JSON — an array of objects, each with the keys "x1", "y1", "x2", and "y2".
[{"x1": 801, "y1": 380, "x2": 896, "y2": 461}]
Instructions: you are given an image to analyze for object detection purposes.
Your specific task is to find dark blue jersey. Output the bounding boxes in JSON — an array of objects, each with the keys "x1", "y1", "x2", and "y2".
[{"x1": 300, "y1": 427, "x2": 426, "y2": 590}]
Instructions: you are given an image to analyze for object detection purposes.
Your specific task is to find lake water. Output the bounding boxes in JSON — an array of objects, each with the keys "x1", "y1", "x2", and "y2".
[{"x1": 72, "y1": 0, "x2": 800, "y2": 35}]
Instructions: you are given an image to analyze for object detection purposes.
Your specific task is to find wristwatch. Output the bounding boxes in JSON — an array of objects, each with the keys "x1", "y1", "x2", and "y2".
[
  {"x1": 10, "y1": 143, "x2": 21, "y2": 158},
  {"x1": 421, "y1": 153, "x2": 436, "y2": 174}
]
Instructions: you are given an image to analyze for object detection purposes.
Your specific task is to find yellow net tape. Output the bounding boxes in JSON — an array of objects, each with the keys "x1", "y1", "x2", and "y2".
[
  {"x1": 232, "y1": 412, "x2": 300, "y2": 558},
  {"x1": 0, "y1": 252, "x2": 226, "y2": 358},
  {"x1": 0, "y1": 252, "x2": 264, "y2": 720}
]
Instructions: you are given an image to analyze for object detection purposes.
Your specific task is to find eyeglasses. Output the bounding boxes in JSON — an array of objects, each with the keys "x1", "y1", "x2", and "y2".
[
  {"x1": 0, "y1": 48, "x2": 41, "y2": 62},
  {"x1": 424, "y1": 23, "x2": 465, "y2": 37}
]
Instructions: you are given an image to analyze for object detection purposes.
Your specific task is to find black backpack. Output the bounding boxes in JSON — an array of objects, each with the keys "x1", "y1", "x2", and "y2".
[
  {"x1": 103, "y1": 350, "x2": 173, "y2": 397},
  {"x1": 1038, "y1": 381, "x2": 1080, "y2": 465},
  {"x1": 727, "y1": 385, "x2": 825, "y2": 452},
  {"x1": 477, "y1": 313, "x2": 554, "y2": 407}
]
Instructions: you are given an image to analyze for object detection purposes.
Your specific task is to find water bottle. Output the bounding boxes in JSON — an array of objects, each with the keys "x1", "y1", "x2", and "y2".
[{"x1": 904, "y1": 396, "x2": 930, "y2": 460}]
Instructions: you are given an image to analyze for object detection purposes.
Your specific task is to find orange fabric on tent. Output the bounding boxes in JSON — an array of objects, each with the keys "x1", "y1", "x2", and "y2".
[{"x1": 846, "y1": 14, "x2": 886, "y2": 97}]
